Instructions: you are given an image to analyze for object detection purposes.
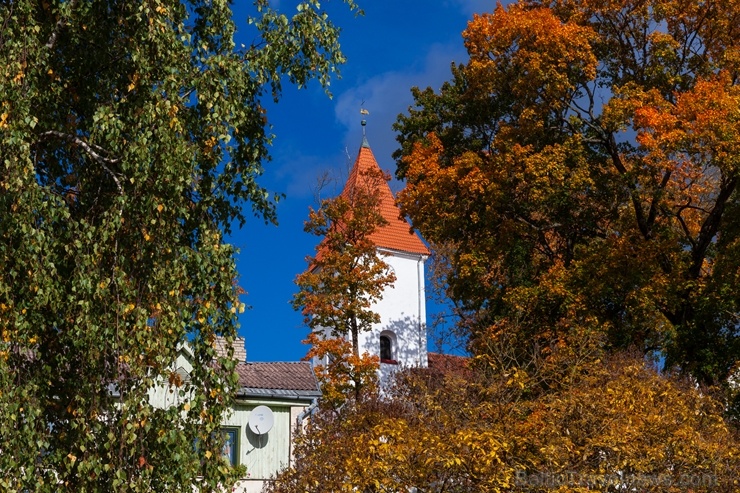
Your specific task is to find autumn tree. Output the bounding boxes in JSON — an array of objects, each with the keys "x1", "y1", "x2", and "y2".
[
  {"x1": 293, "y1": 162, "x2": 396, "y2": 404},
  {"x1": 266, "y1": 357, "x2": 513, "y2": 493},
  {"x1": 0, "y1": 0, "x2": 358, "y2": 491},
  {"x1": 395, "y1": 0, "x2": 740, "y2": 387},
  {"x1": 266, "y1": 351, "x2": 740, "y2": 493}
]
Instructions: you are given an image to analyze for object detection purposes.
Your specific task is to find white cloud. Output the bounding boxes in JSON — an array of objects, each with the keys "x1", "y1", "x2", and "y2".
[
  {"x1": 333, "y1": 42, "x2": 466, "y2": 189},
  {"x1": 452, "y1": 0, "x2": 501, "y2": 17},
  {"x1": 264, "y1": 0, "x2": 505, "y2": 199}
]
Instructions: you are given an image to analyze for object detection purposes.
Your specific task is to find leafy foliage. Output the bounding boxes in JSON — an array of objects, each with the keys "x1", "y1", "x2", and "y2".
[
  {"x1": 293, "y1": 165, "x2": 395, "y2": 403},
  {"x1": 0, "y1": 0, "x2": 358, "y2": 490},
  {"x1": 267, "y1": 351, "x2": 740, "y2": 493},
  {"x1": 302, "y1": 332, "x2": 379, "y2": 410},
  {"x1": 395, "y1": 0, "x2": 740, "y2": 385}
]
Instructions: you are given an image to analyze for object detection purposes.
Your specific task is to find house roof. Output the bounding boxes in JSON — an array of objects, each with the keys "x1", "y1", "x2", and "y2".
[
  {"x1": 341, "y1": 138, "x2": 430, "y2": 256},
  {"x1": 426, "y1": 352, "x2": 472, "y2": 379},
  {"x1": 235, "y1": 361, "x2": 321, "y2": 400}
]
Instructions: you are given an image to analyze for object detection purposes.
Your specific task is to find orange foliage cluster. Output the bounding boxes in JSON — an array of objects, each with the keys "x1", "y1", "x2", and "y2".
[
  {"x1": 395, "y1": 0, "x2": 740, "y2": 386},
  {"x1": 303, "y1": 332, "x2": 379, "y2": 409},
  {"x1": 294, "y1": 166, "x2": 394, "y2": 403}
]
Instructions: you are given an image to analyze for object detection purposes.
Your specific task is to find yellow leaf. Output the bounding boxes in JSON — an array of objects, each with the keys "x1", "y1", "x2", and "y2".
[{"x1": 127, "y1": 73, "x2": 139, "y2": 93}]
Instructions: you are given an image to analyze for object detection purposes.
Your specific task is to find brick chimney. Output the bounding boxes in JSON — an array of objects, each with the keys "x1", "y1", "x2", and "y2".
[{"x1": 213, "y1": 336, "x2": 247, "y2": 363}]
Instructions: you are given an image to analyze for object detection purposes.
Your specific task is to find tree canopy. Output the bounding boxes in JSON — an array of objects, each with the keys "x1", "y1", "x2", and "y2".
[
  {"x1": 395, "y1": 0, "x2": 740, "y2": 386},
  {"x1": 293, "y1": 165, "x2": 395, "y2": 405},
  {"x1": 267, "y1": 351, "x2": 740, "y2": 493},
  {"x1": 0, "y1": 0, "x2": 358, "y2": 490}
]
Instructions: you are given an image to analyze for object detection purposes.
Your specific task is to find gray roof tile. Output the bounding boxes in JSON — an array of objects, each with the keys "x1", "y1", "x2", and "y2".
[{"x1": 235, "y1": 361, "x2": 319, "y2": 392}]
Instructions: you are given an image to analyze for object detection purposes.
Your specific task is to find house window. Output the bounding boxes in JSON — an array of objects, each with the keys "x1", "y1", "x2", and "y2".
[
  {"x1": 380, "y1": 335, "x2": 392, "y2": 362},
  {"x1": 221, "y1": 427, "x2": 239, "y2": 466}
]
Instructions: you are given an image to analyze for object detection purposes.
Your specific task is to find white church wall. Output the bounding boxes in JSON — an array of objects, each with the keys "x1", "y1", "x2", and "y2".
[{"x1": 357, "y1": 249, "x2": 428, "y2": 371}]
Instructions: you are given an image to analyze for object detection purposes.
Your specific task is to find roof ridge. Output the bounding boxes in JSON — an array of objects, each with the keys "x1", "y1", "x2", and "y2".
[{"x1": 240, "y1": 361, "x2": 311, "y2": 365}]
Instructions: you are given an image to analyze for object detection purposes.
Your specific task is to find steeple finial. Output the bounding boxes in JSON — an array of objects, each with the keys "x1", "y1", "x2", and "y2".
[
  {"x1": 361, "y1": 119, "x2": 370, "y2": 148},
  {"x1": 360, "y1": 106, "x2": 370, "y2": 148}
]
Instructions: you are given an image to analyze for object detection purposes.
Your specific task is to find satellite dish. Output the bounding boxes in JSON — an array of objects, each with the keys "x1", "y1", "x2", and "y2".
[{"x1": 248, "y1": 405, "x2": 274, "y2": 435}]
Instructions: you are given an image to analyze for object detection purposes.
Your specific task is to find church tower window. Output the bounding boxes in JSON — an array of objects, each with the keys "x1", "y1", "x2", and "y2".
[{"x1": 379, "y1": 335, "x2": 392, "y2": 361}]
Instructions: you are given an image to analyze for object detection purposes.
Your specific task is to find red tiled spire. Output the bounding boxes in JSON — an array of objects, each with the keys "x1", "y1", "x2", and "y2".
[{"x1": 342, "y1": 139, "x2": 430, "y2": 256}]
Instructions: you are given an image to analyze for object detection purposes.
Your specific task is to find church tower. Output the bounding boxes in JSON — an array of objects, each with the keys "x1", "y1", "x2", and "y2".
[{"x1": 340, "y1": 124, "x2": 430, "y2": 380}]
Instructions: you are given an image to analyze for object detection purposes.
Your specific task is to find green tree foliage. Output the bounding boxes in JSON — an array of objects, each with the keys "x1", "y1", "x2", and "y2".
[
  {"x1": 293, "y1": 166, "x2": 395, "y2": 404},
  {"x1": 394, "y1": 0, "x2": 740, "y2": 386},
  {"x1": 0, "y1": 0, "x2": 358, "y2": 490},
  {"x1": 267, "y1": 351, "x2": 740, "y2": 493}
]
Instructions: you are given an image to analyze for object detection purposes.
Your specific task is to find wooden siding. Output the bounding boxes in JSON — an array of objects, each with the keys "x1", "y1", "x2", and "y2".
[{"x1": 222, "y1": 403, "x2": 292, "y2": 480}]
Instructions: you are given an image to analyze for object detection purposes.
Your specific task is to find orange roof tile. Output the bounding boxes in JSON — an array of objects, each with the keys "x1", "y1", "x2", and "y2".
[
  {"x1": 426, "y1": 352, "x2": 472, "y2": 379},
  {"x1": 342, "y1": 140, "x2": 430, "y2": 256}
]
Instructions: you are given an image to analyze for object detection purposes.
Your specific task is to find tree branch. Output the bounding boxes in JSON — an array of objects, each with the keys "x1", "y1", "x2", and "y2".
[
  {"x1": 605, "y1": 132, "x2": 651, "y2": 238},
  {"x1": 670, "y1": 202, "x2": 698, "y2": 250},
  {"x1": 38, "y1": 130, "x2": 123, "y2": 194},
  {"x1": 45, "y1": 0, "x2": 78, "y2": 51},
  {"x1": 645, "y1": 170, "x2": 672, "y2": 229},
  {"x1": 689, "y1": 175, "x2": 737, "y2": 279}
]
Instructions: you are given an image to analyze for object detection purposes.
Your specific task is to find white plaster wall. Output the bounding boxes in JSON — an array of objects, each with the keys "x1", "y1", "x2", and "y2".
[
  {"x1": 311, "y1": 249, "x2": 428, "y2": 389},
  {"x1": 357, "y1": 250, "x2": 428, "y2": 370}
]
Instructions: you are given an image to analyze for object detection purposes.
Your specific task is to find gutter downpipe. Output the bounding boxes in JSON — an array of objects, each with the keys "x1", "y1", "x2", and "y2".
[
  {"x1": 290, "y1": 397, "x2": 318, "y2": 468},
  {"x1": 417, "y1": 254, "x2": 424, "y2": 367},
  {"x1": 296, "y1": 397, "x2": 319, "y2": 432},
  {"x1": 296, "y1": 357, "x2": 320, "y2": 432}
]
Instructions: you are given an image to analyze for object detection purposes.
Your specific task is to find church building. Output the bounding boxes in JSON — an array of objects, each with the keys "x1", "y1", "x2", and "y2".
[{"x1": 323, "y1": 124, "x2": 431, "y2": 382}]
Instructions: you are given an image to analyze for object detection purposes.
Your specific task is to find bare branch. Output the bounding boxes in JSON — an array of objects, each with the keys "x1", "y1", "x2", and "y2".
[
  {"x1": 689, "y1": 175, "x2": 737, "y2": 279},
  {"x1": 645, "y1": 170, "x2": 672, "y2": 229},
  {"x1": 515, "y1": 214, "x2": 562, "y2": 232}
]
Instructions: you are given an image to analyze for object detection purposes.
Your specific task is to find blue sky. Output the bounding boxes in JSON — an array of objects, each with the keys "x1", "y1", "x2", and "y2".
[{"x1": 229, "y1": 0, "x2": 495, "y2": 362}]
